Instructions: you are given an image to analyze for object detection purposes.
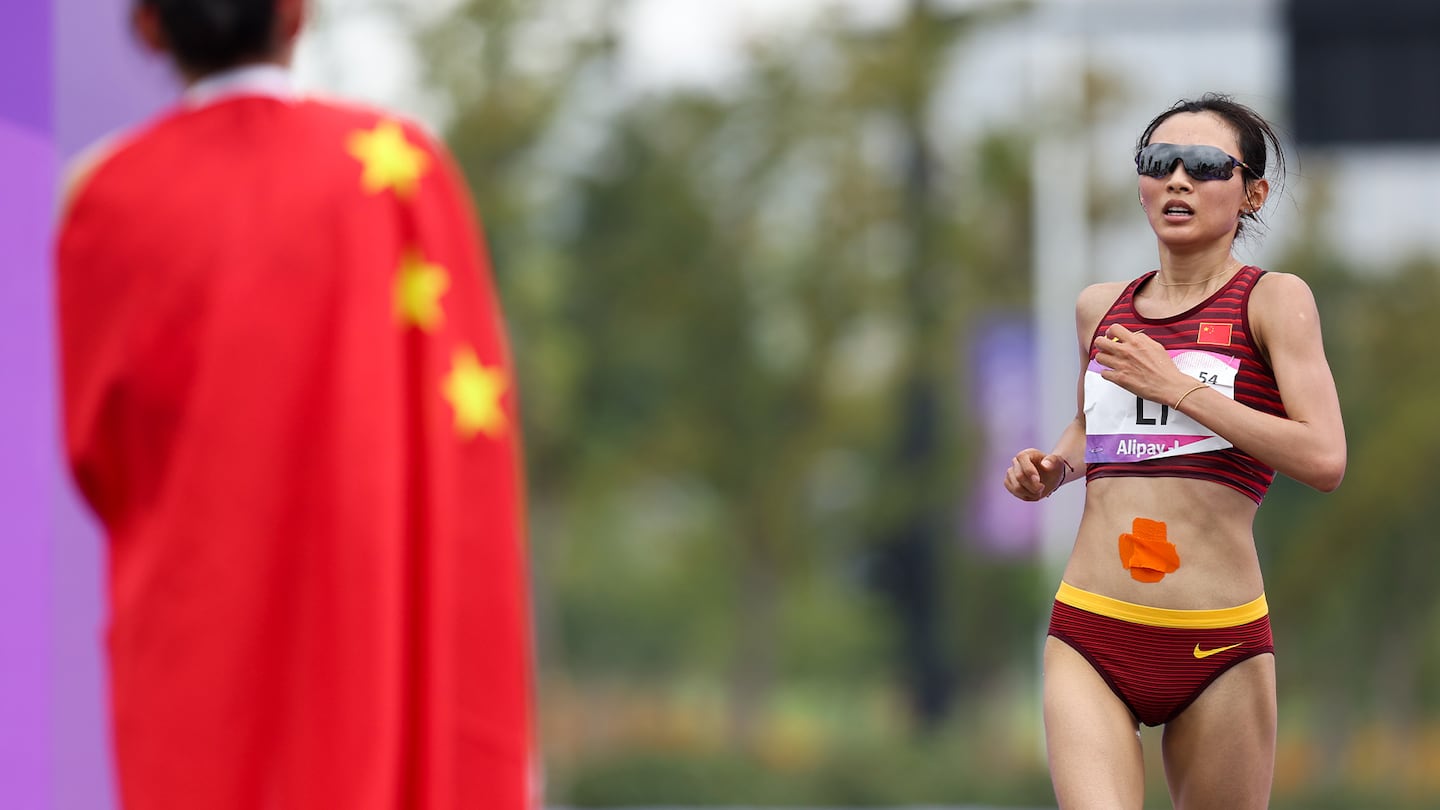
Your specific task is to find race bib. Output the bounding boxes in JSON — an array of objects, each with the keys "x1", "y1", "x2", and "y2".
[{"x1": 1084, "y1": 349, "x2": 1239, "y2": 463}]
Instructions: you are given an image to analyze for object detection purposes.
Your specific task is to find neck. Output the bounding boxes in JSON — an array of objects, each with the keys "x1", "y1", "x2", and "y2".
[
  {"x1": 182, "y1": 50, "x2": 293, "y2": 87},
  {"x1": 183, "y1": 62, "x2": 295, "y2": 108},
  {"x1": 1154, "y1": 243, "x2": 1239, "y2": 287}
]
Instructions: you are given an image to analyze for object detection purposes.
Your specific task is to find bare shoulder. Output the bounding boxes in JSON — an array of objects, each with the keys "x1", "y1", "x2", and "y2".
[
  {"x1": 58, "y1": 136, "x2": 124, "y2": 222},
  {"x1": 1250, "y1": 271, "x2": 1322, "y2": 328},
  {"x1": 1252, "y1": 270, "x2": 1318, "y2": 308},
  {"x1": 1075, "y1": 281, "x2": 1127, "y2": 328},
  {"x1": 1249, "y1": 271, "x2": 1326, "y2": 359}
]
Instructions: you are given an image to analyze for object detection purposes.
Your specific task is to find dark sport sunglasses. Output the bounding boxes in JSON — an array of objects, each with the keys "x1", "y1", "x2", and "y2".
[{"x1": 1134, "y1": 143, "x2": 1253, "y2": 182}]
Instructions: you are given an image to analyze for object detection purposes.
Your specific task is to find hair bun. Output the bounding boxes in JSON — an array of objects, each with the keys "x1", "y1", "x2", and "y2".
[{"x1": 147, "y1": 0, "x2": 278, "y2": 76}]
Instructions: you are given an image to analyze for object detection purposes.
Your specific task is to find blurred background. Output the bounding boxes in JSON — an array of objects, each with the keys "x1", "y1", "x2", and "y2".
[{"x1": 7, "y1": 0, "x2": 1440, "y2": 807}]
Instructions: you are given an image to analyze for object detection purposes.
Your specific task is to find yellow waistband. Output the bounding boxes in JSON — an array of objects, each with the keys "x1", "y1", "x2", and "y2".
[{"x1": 1055, "y1": 581, "x2": 1268, "y2": 629}]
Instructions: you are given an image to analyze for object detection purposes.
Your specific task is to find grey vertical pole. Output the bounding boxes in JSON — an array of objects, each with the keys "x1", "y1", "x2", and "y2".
[
  {"x1": 1027, "y1": 2, "x2": 1092, "y2": 764},
  {"x1": 1028, "y1": 6, "x2": 1089, "y2": 584}
]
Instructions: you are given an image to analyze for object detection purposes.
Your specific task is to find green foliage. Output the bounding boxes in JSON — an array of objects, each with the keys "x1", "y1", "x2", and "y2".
[
  {"x1": 423, "y1": 0, "x2": 1043, "y2": 710},
  {"x1": 1259, "y1": 175, "x2": 1440, "y2": 788},
  {"x1": 556, "y1": 697, "x2": 1056, "y2": 807}
]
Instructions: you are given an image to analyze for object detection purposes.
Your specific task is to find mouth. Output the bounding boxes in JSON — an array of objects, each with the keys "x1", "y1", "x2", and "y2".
[{"x1": 1161, "y1": 201, "x2": 1195, "y2": 222}]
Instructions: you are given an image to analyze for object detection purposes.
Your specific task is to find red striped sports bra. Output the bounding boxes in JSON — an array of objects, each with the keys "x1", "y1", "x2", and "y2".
[{"x1": 1083, "y1": 265, "x2": 1285, "y2": 503}]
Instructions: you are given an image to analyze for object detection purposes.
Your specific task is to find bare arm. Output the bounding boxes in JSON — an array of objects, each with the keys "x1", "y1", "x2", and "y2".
[
  {"x1": 1005, "y1": 283, "x2": 1120, "y2": 501},
  {"x1": 1090, "y1": 273, "x2": 1346, "y2": 492}
]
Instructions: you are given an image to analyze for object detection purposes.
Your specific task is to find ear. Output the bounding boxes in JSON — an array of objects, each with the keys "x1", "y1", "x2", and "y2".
[
  {"x1": 276, "y1": 0, "x2": 307, "y2": 46},
  {"x1": 1244, "y1": 177, "x2": 1271, "y2": 214},
  {"x1": 131, "y1": 4, "x2": 168, "y2": 55}
]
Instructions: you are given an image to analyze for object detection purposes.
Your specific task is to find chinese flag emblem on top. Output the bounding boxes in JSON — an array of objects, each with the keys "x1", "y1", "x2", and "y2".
[{"x1": 1197, "y1": 322, "x2": 1234, "y2": 346}]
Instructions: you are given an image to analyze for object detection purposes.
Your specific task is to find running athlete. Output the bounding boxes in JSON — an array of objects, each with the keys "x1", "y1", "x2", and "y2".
[{"x1": 1003, "y1": 94, "x2": 1346, "y2": 809}]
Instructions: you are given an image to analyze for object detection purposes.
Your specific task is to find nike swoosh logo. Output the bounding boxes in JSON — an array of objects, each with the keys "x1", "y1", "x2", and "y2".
[{"x1": 1193, "y1": 642, "x2": 1243, "y2": 659}]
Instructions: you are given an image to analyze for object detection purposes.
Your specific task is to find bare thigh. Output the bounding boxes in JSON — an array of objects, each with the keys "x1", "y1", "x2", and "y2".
[
  {"x1": 1162, "y1": 653, "x2": 1277, "y2": 810},
  {"x1": 1043, "y1": 636, "x2": 1145, "y2": 810}
]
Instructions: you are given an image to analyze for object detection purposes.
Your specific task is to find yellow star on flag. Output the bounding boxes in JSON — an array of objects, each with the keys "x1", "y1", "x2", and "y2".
[
  {"x1": 347, "y1": 119, "x2": 429, "y2": 199},
  {"x1": 394, "y1": 250, "x2": 450, "y2": 331},
  {"x1": 443, "y1": 346, "x2": 509, "y2": 439}
]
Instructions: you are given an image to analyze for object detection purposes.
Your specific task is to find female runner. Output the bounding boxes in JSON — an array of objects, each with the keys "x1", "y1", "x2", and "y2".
[{"x1": 1004, "y1": 94, "x2": 1346, "y2": 809}]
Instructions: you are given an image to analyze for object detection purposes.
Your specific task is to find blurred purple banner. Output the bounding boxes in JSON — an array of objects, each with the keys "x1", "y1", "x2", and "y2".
[{"x1": 966, "y1": 314, "x2": 1040, "y2": 557}]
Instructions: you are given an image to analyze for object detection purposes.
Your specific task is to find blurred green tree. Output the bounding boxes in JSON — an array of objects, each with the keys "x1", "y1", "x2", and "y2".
[
  {"x1": 1259, "y1": 173, "x2": 1440, "y2": 790},
  {"x1": 419, "y1": 0, "x2": 1044, "y2": 739}
]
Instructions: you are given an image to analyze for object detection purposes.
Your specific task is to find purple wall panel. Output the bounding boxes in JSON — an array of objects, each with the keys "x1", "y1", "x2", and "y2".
[
  {"x1": 0, "y1": 0, "x2": 182, "y2": 808},
  {"x1": 52, "y1": 0, "x2": 178, "y2": 804},
  {"x1": 0, "y1": 118, "x2": 57, "y2": 810},
  {"x1": 0, "y1": 3, "x2": 57, "y2": 807},
  {"x1": 56, "y1": 0, "x2": 175, "y2": 158},
  {"x1": 0, "y1": 0, "x2": 52, "y2": 133}
]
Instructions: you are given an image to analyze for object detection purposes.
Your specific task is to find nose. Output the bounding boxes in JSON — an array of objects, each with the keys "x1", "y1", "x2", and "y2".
[{"x1": 1165, "y1": 163, "x2": 1193, "y2": 193}]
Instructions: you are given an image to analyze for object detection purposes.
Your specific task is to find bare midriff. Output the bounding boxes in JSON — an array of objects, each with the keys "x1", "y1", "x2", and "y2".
[{"x1": 1061, "y1": 475, "x2": 1263, "y2": 610}]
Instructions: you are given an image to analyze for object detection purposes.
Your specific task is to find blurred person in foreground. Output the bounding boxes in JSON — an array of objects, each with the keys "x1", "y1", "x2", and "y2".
[
  {"x1": 1004, "y1": 94, "x2": 1346, "y2": 809},
  {"x1": 55, "y1": 1, "x2": 535, "y2": 808}
]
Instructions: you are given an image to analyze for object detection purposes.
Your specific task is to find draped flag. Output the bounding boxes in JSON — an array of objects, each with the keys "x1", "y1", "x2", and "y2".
[{"x1": 56, "y1": 98, "x2": 534, "y2": 810}]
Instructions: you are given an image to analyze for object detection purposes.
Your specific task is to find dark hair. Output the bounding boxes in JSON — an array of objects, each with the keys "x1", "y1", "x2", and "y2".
[
  {"x1": 1136, "y1": 93, "x2": 1287, "y2": 238},
  {"x1": 140, "y1": 0, "x2": 279, "y2": 76}
]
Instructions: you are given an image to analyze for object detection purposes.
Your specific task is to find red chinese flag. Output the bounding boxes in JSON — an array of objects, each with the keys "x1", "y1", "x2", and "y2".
[
  {"x1": 1197, "y1": 322, "x2": 1234, "y2": 346},
  {"x1": 57, "y1": 99, "x2": 535, "y2": 810}
]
